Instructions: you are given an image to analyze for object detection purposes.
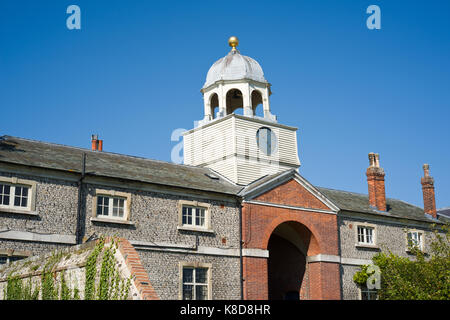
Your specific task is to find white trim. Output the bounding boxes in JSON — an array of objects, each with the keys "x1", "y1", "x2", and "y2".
[
  {"x1": 340, "y1": 257, "x2": 372, "y2": 266},
  {"x1": 0, "y1": 229, "x2": 76, "y2": 244},
  {"x1": 306, "y1": 254, "x2": 372, "y2": 266},
  {"x1": 244, "y1": 200, "x2": 336, "y2": 215},
  {"x1": 306, "y1": 254, "x2": 340, "y2": 263},
  {"x1": 130, "y1": 240, "x2": 269, "y2": 258}
]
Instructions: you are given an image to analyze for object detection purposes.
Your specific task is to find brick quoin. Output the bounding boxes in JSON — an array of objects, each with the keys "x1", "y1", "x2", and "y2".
[
  {"x1": 242, "y1": 179, "x2": 341, "y2": 300},
  {"x1": 114, "y1": 238, "x2": 160, "y2": 300}
]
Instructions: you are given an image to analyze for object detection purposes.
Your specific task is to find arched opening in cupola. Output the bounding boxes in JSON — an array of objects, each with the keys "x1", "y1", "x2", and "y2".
[
  {"x1": 226, "y1": 89, "x2": 244, "y2": 115},
  {"x1": 251, "y1": 90, "x2": 264, "y2": 117},
  {"x1": 209, "y1": 93, "x2": 219, "y2": 119}
]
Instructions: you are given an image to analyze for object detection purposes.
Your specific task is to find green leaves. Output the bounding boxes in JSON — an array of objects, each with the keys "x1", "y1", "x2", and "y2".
[{"x1": 353, "y1": 224, "x2": 450, "y2": 300}]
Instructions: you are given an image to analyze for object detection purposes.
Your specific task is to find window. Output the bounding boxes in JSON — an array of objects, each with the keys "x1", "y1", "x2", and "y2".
[
  {"x1": 0, "y1": 250, "x2": 30, "y2": 265},
  {"x1": 0, "y1": 182, "x2": 33, "y2": 211},
  {"x1": 181, "y1": 265, "x2": 210, "y2": 300},
  {"x1": 256, "y1": 127, "x2": 277, "y2": 156},
  {"x1": 92, "y1": 189, "x2": 131, "y2": 223},
  {"x1": 182, "y1": 206, "x2": 205, "y2": 228},
  {"x1": 96, "y1": 195, "x2": 126, "y2": 219},
  {"x1": 407, "y1": 231, "x2": 424, "y2": 251},
  {"x1": 177, "y1": 200, "x2": 212, "y2": 232},
  {"x1": 360, "y1": 285, "x2": 378, "y2": 300},
  {"x1": 357, "y1": 226, "x2": 375, "y2": 245}
]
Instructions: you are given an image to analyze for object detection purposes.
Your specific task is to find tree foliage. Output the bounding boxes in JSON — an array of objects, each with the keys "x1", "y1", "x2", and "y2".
[{"x1": 354, "y1": 224, "x2": 450, "y2": 300}]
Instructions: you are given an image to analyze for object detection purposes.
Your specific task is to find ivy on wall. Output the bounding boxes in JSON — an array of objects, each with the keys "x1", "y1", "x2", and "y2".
[{"x1": 3, "y1": 237, "x2": 131, "y2": 300}]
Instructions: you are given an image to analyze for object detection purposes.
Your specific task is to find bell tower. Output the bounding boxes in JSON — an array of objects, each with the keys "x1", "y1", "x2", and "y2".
[{"x1": 183, "y1": 37, "x2": 300, "y2": 185}]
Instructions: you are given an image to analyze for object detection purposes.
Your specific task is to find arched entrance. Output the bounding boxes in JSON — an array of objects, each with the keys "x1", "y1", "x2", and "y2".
[{"x1": 267, "y1": 221, "x2": 318, "y2": 300}]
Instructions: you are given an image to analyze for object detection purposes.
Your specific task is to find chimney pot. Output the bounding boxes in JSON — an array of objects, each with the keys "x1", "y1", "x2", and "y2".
[{"x1": 91, "y1": 134, "x2": 102, "y2": 151}]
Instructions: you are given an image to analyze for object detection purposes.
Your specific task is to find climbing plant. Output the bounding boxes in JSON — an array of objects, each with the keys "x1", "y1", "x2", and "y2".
[{"x1": 3, "y1": 236, "x2": 131, "y2": 300}]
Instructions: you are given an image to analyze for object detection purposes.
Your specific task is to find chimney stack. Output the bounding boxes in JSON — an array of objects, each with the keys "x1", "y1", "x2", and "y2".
[
  {"x1": 421, "y1": 164, "x2": 437, "y2": 218},
  {"x1": 366, "y1": 152, "x2": 386, "y2": 211},
  {"x1": 91, "y1": 134, "x2": 103, "y2": 152}
]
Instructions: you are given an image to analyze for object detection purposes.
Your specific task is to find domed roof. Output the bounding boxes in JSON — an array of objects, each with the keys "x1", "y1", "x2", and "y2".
[{"x1": 203, "y1": 50, "x2": 268, "y2": 89}]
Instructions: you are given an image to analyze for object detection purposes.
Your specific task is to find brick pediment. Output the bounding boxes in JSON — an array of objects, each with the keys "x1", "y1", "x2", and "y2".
[{"x1": 254, "y1": 179, "x2": 332, "y2": 211}]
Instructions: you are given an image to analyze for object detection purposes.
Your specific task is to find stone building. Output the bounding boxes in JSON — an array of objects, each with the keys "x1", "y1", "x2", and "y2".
[{"x1": 0, "y1": 37, "x2": 447, "y2": 300}]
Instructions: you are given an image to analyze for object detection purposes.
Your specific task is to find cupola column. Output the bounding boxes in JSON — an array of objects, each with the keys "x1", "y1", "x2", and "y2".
[{"x1": 243, "y1": 84, "x2": 253, "y2": 116}]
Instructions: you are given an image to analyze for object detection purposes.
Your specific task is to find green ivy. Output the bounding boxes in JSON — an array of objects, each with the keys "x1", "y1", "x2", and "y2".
[{"x1": 3, "y1": 236, "x2": 131, "y2": 300}]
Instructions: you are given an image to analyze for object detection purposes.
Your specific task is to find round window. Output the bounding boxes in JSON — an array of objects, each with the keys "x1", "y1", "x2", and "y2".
[{"x1": 256, "y1": 127, "x2": 277, "y2": 155}]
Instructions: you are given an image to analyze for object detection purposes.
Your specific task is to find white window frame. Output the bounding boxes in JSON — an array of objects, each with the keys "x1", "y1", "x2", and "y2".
[
  {"x1": 355, "y1": 223, "x2": 377, "y2": 248},
  {"x1": 359, "y1": 285, "x2": 378, "y2": 300},
  {"x1": 406, "y1": 230, "x2": 424, "y2": 252},
  {"x1": 91, "y1": 188, "x2": 132, "y2": 224},
  {"x1": 178, "y1": 262, "x2": 212, "y2": 300},
  {"x1": 0, "y1": 177, "x2": 37, "y2": 215},
  {"x1": 177, "y1": 200, "x2": 212, "y2": 233}
]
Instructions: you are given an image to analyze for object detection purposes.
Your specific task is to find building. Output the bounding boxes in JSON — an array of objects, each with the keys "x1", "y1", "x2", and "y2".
[{"x1": 0, "y1": 37, "x2": 447, "y2": 300}]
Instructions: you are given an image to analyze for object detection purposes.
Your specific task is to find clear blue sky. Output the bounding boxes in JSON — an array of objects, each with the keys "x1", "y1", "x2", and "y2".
[{"x1": 1, "y1": 0, "x2": 449, "y2": 209}]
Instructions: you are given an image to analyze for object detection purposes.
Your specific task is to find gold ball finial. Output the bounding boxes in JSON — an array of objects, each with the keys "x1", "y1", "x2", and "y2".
[{"x1": 228, "y1": 36, "x2": 239, "y2": 51}]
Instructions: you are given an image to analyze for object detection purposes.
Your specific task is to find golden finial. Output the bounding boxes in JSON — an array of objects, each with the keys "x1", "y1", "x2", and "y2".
[{"x1": 228, "y1": 36, "x2": 239, "y2": 51}]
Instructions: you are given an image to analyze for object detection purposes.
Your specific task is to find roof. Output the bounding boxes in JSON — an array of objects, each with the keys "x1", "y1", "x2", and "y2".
[
  {"x1": 203, "y1": 50, "x2": 267, "y2": 88},
  {"x1": 0, "y1": 136, "x2": 242, "y2": 196},
  {"x1": 437, "y1": 207, "x2": 450, "y2": 223},
  {"x1": 316, "y1": 186, "x2": 440, "y2": 223}
]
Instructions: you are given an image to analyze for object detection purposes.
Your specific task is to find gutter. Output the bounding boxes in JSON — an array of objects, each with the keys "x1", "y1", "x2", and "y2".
[
  {"x1": 75, "y1": 153, "x2": 86, "y2": 244},
  {"x1": 237, "y1": 197, "x2": 244, "y2": 300}
]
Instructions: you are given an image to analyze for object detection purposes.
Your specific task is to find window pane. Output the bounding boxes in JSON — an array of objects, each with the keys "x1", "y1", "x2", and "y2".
[
  {"x1": 195, "y1": 285, "x2": 207, "y2": 300},
  {"x1": 183, "y1": 268, "x2": 193, "y2": 283},
  {"x1": 183, "y1": 206, "x2": 193, "y2": 225},
  {"x1": 195, "y1": 209, "x2": 205, "y2": 226},
  {"x1": 97, "y1": 196, "x2": 109, "y2": 216},
  {"x1": 14, "y1": 194, "x2": 20, "y2": 206},
  {"x1": 357, "y1": 227, "x2": 364, "y2": 243},
  {"x1": 0, "y1": 184, "x2": 10, "y2": 205},
  {"x1": 196, "y1": 268, "x2": 207, "y2": 283},
  {"x1": 366, "y1": 228, "x2": 373, "y2": 244},
  {"x1": 182, "y1": 285, "x2": 193, "y2": 300}
]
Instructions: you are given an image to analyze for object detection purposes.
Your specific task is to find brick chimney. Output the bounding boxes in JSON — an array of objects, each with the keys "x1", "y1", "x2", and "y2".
[
  {"x1": 421, "y1": 164, "x2": 436, "y2": 218},
  {"x1": 91, "y1": 134, "x2": 103, "y2": 151},
  {"x1": 366, "y1": 152, "x2": 386, "y2": 211}
]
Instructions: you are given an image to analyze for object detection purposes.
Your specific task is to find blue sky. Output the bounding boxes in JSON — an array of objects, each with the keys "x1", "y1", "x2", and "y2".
[{"x1": 0, "y1": 0, "x2": 449, "y2": 209}]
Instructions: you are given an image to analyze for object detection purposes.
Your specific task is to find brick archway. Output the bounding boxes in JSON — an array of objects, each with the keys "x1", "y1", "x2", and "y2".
[{"x1": 242, "y1": 179, "x2": 342, "y2": 300}]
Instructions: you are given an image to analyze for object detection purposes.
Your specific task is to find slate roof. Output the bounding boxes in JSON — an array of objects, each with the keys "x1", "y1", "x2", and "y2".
[
  {"x1": 437, "y1": 207, "x2": 450, "y2": 223},
  {"x1": 316, "y1": 187, "x2": 440, "y2": 223},
  {"x1": 0, "y1": 136, "x2": 242, "y2": 196}
]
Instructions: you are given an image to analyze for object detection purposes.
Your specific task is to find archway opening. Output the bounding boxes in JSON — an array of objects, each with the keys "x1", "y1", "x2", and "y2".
[
  {"x1": 267, "y1": 221, "x2": 318, "y2": 300},
  {"x1": 226, "y1": 89, "x2": 243, "y2": 115},
  {"x1": 251, "y1": 90, "x2": 263, "y2": 117},
  {"x1": 209, "y1": 93, "x2": 219, "y2": 119}
]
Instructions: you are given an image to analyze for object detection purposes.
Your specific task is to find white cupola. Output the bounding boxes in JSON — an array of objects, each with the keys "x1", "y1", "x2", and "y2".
[
  {"x1": 184, "y1": 37, "x2": 300, "y2": 185},
  {"x1": 199, "y1": 36, "x2": 276, "y2": 126}
]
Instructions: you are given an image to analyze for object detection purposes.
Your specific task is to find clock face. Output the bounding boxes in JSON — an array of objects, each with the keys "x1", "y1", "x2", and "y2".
[{"x1": 256, "y1": 127, "x2": 277, "y2": 155}]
